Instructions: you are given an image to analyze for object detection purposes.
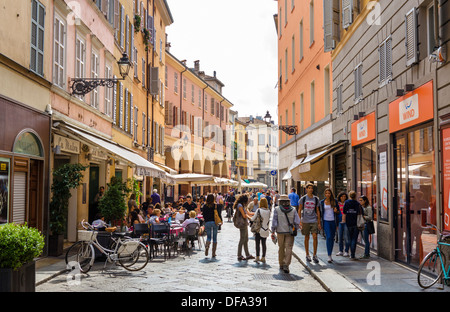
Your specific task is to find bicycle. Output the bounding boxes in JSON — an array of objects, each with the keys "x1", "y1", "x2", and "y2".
[
  {"x1": 417, "y1": 223, "x2": 450, "y2": 289},
  {"x1": 65, "y1": 220, "x2": 149, "y2": 274}
]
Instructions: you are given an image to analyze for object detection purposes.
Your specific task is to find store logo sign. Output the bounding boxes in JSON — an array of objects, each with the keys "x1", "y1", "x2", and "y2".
[
  {"x1": 357, "y1": 119, "x2": 368, "y2": 141},
  {"x1": 399, "y1": 94, "x2": 419, "y2": 125}
]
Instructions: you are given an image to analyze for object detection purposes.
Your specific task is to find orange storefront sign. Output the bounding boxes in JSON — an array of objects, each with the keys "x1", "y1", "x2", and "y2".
[
  {"x1": 351, "y1": 112, "x2": 375, "y2": 146},
  {"x1": 389, "y1": 81, "x2": 434, "y2": 133}
]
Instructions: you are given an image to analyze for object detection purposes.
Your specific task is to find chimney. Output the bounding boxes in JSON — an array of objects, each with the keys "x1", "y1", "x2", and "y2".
[
  {"x1": 213, "y1": 71, "x2": 216, "y2": 78},
  {"x1": 194, "y1": 60, "x2": 200, "y2": 73},
  {"x1": 181, "y1": 60, "x2": 187, "y2": 66}
]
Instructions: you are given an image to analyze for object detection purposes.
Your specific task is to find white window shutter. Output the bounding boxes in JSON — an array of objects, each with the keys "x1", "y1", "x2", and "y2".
[
  {"x1": 124, "y1": 88, "x2": 128, "y2": 132},
  {"x1": 323, "y1": 0, "x2": 336, "y2": 52},
  {"x1": 405, "y1": 8, "x2": 418, "y2": 66},
  {"x1": 119, "y1": 83, "x2": 123, "y2": 129},
  {"x1": 113, "y1": 75, "x2": 117, "y2": 124},
  {"x1": 342, "y1": 0, "x2": 353, "y2": 29},
  {"x1": 130, "y1": 93, "x2": 134, "y2": 135}
]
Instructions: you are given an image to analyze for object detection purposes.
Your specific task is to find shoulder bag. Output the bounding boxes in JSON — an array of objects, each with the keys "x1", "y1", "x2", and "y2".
[
  {"x1": 233, "y1": 205, "x2": 247, "y2": 229},
  {"x1": 250, "y1": 209, "x2": 262, "y2": 234},
  {"x1": 214, "y1": 204, "x2": 222, "y2": 226},
  {"x1": 283, "y1": 210, "x2": 297, "y2": 237}
]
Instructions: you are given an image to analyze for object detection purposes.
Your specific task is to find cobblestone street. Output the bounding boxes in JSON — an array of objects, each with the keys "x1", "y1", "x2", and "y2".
[{"x1": 36, "y1": 211, "x2": 325, "y2": 292}]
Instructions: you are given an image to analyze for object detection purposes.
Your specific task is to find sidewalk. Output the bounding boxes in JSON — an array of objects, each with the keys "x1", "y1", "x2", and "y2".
[
  {"x1": 292, "y1": 232, "x2": 450, "y2": 292},
  {"x1": 35, "y1": 229, "x2": 450, "y2": 292}
]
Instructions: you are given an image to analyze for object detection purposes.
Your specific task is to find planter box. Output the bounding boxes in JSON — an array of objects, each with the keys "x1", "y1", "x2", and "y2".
[
  {"x1": 48, "y1": 234, "x2": 64, "y2": 257},
  {"x1": 0, "y1": 261, "x2": 36, "y2": 292}
]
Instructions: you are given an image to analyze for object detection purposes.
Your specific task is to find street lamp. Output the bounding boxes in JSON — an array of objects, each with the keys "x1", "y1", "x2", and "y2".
[
  {"x1": 266, "y1": 110, "x2": 299, "y2": 135},
  {"x1": 70, "y1": 53, "x2": 132, "y2": 96}
]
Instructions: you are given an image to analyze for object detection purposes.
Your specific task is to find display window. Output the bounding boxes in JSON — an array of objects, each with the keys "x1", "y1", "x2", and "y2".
[{"x1": 0, "y1": 157, "x2": 11, "y2": 225}]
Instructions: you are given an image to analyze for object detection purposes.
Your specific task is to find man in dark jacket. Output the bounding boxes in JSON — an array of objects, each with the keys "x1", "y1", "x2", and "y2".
[{"x1": 342, "y1": 191, "x2": 362, "y2": 260}]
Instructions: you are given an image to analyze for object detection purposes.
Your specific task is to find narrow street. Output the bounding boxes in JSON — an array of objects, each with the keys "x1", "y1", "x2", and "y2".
[{"x1": 36, "y1": 211, "x2": 325, "y2": 292}]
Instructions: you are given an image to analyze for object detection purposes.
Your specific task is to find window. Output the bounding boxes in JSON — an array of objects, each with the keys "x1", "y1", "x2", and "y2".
[
  {"x1": 30, "y1": 0, "x2": 45, "y2": 76},
  {"x1": 284, "y1": 0, "x2": 288, "y2": 26},
  {"x1": 204, "y1": 94, "x2": 208, "y2": 112},
  {"x1": 91, "y1": 50, "x2": 100, "y2": 109},
  {"x1": 405, "y1": 7, "x2": 418, "y2": 66},
  {"x1": 354, "y1": 64, "x2": 363, "y2": 101},
  {"x1": 142, "y1": 58, "x2": 145, "y2": 88},
  {"x1": 291, "y1": 35, "x2": 295, "y2": 72},
  {"x1": 191, "y1": 85, "x2": 195, "y2": 103},
  {"x1": 292, "y1": 102, "x2": 295, "y2": 125},
  {"x1": 134, "y1": 106, "x2": 138, "y2": 142},
  {"x1": 53, "y1": 13, "x2": 65, "y2": 88},
  {"x1": 336, "y1": 84, "x2": 343, "y2": 115},
  {"x1": 120, "y1": 5, "x2": 125, "y2": 49},
  {"x1": 118, "y1": 82, "x2": 123, "y2": 128},
  {"x1": 142, "y1": 112, "x2": 146, "y2": 146},
  {"x1": 324, "y1": 65, "x2": 331, "y2": 115},
  {"x1": 75, "y1": 36, "x2": 86, "y2": 79},
  {"x1": 134, "y1": 48, "x2": 138, "y2": 78},
  {"x1": 211, "y1": 98, "x2": 215, "y2": 115},
  {"x1": 279, "y1": 7, "x2": 282, "y2": 38},
  {"x1": 183, "y1": 78, "x2": 186, "y2": 99},
  {"x1": 284, "y1": 48, "x2": 288, "y2": 82},
  {"x1": 174, "y1": 72, "x2": 178, "y2": 93},
  {"x1": 310, "y1": 81, "x2": 315, "y2": 125},
  {"x1": 379, "y1": 37, "x2": 392, "y2": 86},
  {"x1": 299, "y1": 19, "x2": 304, "y2": 60},
  {"x1": 198, "y1": 90, "x2": 202, "y2": 108},
  {"x1": 0, "y1": 158, "x2": 10, "y2": 225},
  {"x1": 105, "y1": 64, "x2": 112, "y2": 116},
  {"x1": 310, "y1": 0, "x2": 314, "y2": 45},
  {"x1": 427, "y1": 3, "x2": 437, "y2": 55},
  {"x1": 300, "y1": 92, "x2": 304, "y2": 130}
]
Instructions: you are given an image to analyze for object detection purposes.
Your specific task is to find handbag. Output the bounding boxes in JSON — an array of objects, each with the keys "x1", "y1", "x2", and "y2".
[
  {"x1": 214, "y1": 204, "x2": 222, "y2": 226},
  {"x1": 357, "y1": 214, "x2": 365, "y2": 231},
  {"x1": 233, "y1": 205, "x2": 247, "y2": 229},
  {"x1": 250, "y1": 209, "x2": 262, "y2": 234},
  {"x1": 283, "y1": 210, "x2": 297, "y2": 237},
  {"x1": 366, "y1": 220, "x2": 375, "y2": 234}
]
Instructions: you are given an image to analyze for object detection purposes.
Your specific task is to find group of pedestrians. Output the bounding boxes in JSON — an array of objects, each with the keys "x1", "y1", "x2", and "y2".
[{"x1": 289, "y1": 184, "x2": 374, "y2": 264}]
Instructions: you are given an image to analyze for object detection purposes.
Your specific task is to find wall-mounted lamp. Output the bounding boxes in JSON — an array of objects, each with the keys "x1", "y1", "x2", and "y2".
[
  {"x1": 52, "y1": 145, "x2": 61, "y2": 155},
  {"x1": 85, "y1": 153, "x2": 92, "y2": 161}
]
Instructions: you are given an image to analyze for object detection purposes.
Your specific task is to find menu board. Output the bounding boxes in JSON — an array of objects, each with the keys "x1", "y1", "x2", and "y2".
[{"x1": 442, "y1": 127, "x2": 450, "y2": 232}]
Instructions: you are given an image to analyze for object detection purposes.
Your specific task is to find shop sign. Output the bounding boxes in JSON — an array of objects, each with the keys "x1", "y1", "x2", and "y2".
[
  {"x1": 379, "y1": 148, "x2": 389, "y2": 222},
  {"x1": 54, "y1": 134, "x2": 80, "y2": 154},
  {"x1": 442, "y1": 127, "x2": 450, "y2": 232},
  {"x1": 90, "y1": 147, "x2": 108, "y2": 160},
  {"x1": 389, "y1": 80, "x2": 434, "y2": 133},
  {"x1": 351, "y1": 112, "x2": 375, "y2": 146}
]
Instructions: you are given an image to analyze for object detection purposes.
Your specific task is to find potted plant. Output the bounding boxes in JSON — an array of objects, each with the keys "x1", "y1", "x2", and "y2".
[
  {"x1": 98, "y1": 176, "x2": 131, "y2": 227},
  {"x1": 49, "y1": 163, "x2": 87, "y2": 256},
  {"x1": 0, "y1": 223, "x2": 45, "y2": 292}
]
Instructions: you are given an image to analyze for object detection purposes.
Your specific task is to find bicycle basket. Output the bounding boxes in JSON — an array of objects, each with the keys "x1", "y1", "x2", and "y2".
[
  {"x1": 117, "y1": 241, "x2": 140, "y2": 256},
  {"x1": 78, "y1": 230, "x2": 97, "y2": 242}
]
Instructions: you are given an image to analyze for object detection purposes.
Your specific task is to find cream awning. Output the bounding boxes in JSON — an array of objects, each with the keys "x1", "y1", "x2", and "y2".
[{"x1": 65, "y1": 126, "x2": 167, "y2": 179}]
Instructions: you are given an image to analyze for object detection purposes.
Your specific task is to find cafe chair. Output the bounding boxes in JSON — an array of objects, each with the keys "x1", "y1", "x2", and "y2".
[
  {"x1": 150, "y1": 222, "x2": 172, "y2": 260},
  {"x1": 184, "y1": 223, "x2": 201, "y2": 256}
]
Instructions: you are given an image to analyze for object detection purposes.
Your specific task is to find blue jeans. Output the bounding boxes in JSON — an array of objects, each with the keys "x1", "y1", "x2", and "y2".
[
  {"x1": 347, "y1": 225, "x2": 360, "y2": 258},
  {"x1": 205, "y1": 221, "x2": 218, "y2": 243},
  {"x1": 363, "y1": 224, "x2": 370, "y2": 256},
  {"x1": 338, "y1": 222, "x2": 350, "y2": 253},
  {"x1": 323, "y1": 220, "x2": 337, "y2": 256}
]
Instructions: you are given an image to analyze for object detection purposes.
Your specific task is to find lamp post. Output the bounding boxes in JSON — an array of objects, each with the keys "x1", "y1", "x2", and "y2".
[
  {"x1": 70, "y1": 53, "x2": 131, "y2": 96},
  {"x1": 264, "y1": 110, "x2": 299, "y2": 135}
]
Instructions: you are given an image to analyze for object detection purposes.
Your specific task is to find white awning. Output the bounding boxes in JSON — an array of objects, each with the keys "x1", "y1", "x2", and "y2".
[
  {"x1": 65, "y1": 126, "x2": 166, "y2": 179},
  {"x1": 282, "y1": 170, "x2": 292, "y2": 181}
]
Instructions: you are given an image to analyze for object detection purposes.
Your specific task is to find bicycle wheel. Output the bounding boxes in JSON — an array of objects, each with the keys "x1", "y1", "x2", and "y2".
[
  {"x1": 74, "y1": 241, "x2": 94, "y2": 274},
  {"x1": 118, "y1": 241, "x2": 149, "y2": 271},
  {"x1": 418, "y1": 249, "x2": 445, "y2": 289},
  {"x1": 65, "y1": 241, "x2": 83, "y2": 267}
]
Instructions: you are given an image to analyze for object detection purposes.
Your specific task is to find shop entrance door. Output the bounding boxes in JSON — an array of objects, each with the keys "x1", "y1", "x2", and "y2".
[
  {"x1": 394, "y1": 135, "x2": 409, "y2": 263},
  {"x1": 89, "y1": 165, "x2": 100, "y2": 223}
]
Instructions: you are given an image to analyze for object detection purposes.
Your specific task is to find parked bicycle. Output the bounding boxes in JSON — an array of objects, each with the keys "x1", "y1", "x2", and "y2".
[
  {"x1": 417, "y1": 223, "x2": 450, "y2": 289},
  {"x1": 65, "y1": 220, "x2": 149, "y2": 273}
]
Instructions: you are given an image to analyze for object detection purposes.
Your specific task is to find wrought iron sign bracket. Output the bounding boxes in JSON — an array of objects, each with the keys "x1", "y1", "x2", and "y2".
[{"x1": 70, "y1": 77, "x2": 123, "y2": 96}]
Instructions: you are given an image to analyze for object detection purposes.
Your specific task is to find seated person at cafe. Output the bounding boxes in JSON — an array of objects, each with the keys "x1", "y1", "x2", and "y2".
[
  {"x1": 182, "y1": 194, "x2": 197, "y2": 212},
  {"x1": 181, "y1": 210, "x2": 200, "y2": 228},
  {"x1": 92, "y1": 213, "x2": 107, "y2": 231},
  {"x1": 148, "y1": 208, "x2": 161, "y2": 225},
  {"x1": 174, "y1": 208, "x2": 186, "y2": 223}
]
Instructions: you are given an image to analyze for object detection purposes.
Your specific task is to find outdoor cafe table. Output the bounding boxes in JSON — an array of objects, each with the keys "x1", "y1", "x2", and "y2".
[{"x1": 170, "y1": 225, "x2": 184, "y2": 236}]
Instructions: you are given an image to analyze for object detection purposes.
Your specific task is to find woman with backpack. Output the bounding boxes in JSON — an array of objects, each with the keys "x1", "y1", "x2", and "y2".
[
  {"x1": 250, "y1": 197, "x2": 271, "y2": 263},
  {"x1": 233, "y1": 194, "x2": 255, "y2": 261}
]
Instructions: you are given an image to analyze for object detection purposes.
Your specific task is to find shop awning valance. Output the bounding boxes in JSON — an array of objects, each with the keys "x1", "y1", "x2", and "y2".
[{"x1": 64, "y1": 126, "x2": 167, "y2": 179}]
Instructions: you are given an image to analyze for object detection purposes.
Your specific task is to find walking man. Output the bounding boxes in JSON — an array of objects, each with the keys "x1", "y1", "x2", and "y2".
[
  {"x1": 298, "y1": 183, "x2": 321, "y2": 263},
  {"x1": 271, "y1": 195, "x2": 301, "y2": 273},
  {"x1": 288, "y1": 188, "x2": 300, "y2": 210}
]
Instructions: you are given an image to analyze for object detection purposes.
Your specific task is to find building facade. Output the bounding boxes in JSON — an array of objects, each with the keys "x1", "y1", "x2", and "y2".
[
  {"x1": 327, "y1": 0, "x2": 450, "y2": 267},
  {"x1": 275, "y1": 0, "x2": 336, "y2": 198}
]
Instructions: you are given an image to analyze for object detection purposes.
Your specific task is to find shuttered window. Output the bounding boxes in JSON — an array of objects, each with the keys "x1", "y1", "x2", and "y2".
[
  {"x1": 105, "y1": 65, "x2": 112, "y2": 116},
  {"x1": 119, "y1": 82, "x2": 123, "y2": 128},
  {"x1": 112, "y1": 75, "x2": 117, "y2": 124},
  {"x1": 379, "y1": 37, "x2": 392, "y2": 85},
  {"x1": 336, "y1": 84, "x2": 343, "y2": 114},
  {"x1": 405, "y1": 7, "x2": 418, "y2": 66},
  {"x1": 12, "y1": 172, "x2": 27, "y2": 224},
  {"x1": 354, "y1": 64, "x2": 363, "y2": 101},
  {"x1": 91, "y1": 50, "x2": 100, "y2": 109},
  {"x1": 324, "y1": 0, "x2": 339, "y2": 52},
  {"x1": 134, "y1": 106, "x2": 138, "y2": 142},
  {"x1": 53, "y1": 14, "x2": 65, "y2": 88},
  {"x1": 31, "y1": 0, "x2": 45, "y2": 76}
]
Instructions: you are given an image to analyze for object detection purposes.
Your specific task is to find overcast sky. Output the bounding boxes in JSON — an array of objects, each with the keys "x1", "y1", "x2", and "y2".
[{"x1": 166, "y1": 0, "x2": 278, "y2": 123}]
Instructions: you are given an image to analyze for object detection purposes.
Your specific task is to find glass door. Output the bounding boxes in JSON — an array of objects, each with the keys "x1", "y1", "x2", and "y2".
[{"x1": 394, "y1": 135, "x2": 409, "y2": 263}]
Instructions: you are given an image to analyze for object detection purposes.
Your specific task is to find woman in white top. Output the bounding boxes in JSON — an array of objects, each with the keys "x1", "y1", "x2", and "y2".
[
  {"x1": 250, "y1": 197, "x2": 271, "y2": 263},
  {"x1": 320, "y1": 188, "x2": 340, "y2": 263}
]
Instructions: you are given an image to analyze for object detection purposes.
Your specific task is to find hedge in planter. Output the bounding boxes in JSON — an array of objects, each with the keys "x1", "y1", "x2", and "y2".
[
  {"x1": 98, "y1": 176, "x2": 131, "y2": 226},
  {"x1": 0, "y1": 223, "x2": 45, "y2": 292}
]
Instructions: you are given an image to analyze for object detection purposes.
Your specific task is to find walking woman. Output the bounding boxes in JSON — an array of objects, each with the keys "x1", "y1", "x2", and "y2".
[
  {"x1": 320, "y1": 188, "x2": 341, "y2": 263},
  {"x1": 202, "y1": 194, "x2": 221, "y2": 257},
  {"x1": 359, "y1": 195, "x2": 373, "y2": 259},
  {"x1": 234, "y1": 194, "x2": 255, "y2": 261},
  {"x1": 336, "y1": 192, "x2": 350, "y2": 257},
  {"x1": 250, "y1": 197, "x2": 271, "y2": 263},
  {"x1": 342, "y1": 191, "x2": 362, "y2": 260}
]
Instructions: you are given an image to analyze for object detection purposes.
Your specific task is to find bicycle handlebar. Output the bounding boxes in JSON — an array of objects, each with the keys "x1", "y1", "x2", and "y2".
[{"x1": 81, "y1": 219, "x2": 94, "y2": 231}]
